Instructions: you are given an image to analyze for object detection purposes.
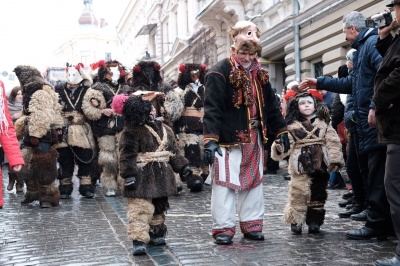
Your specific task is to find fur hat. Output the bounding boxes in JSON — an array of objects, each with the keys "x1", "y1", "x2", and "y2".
[
  {"x1": 131, "y1": 60, "x2": 163, "y2": 90},
  {"x1": 177, "y1": 63, "x2": 207, "y2": 88},
  {"x1": 122, "y1": 96, "x2": 153, "y2": 126},
  {"x1": 14, "y1": 65, "x2": 43, "y2": 87}
]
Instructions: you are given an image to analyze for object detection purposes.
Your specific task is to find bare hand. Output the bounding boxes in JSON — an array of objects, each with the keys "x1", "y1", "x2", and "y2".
[
  {"x1": 298, "y1": 78, "x2": 317, "y2": 91},
  {"x1": 378, "y1": 19, "x2": 397, "y2": 39},
  {"x1": 102, "y1": 108, "x2": 113, "y2": 117},
  {"x1": 12, "y1": 165, "x2": 23, "y2": 172},
  {"x1": 368, "y1": 109, "x2": 376, "y2": 128},
  {"x1": 13, "y1": 113, "x2": 22, "y2": 120},
  {"x1": 91, "y1": 99, "x2": 100, "y2": 107}
]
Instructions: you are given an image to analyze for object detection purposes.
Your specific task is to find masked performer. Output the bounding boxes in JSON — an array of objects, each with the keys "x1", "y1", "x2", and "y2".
[
  {"x1": 83, "y1": 60, "x2": 126, "y2": 196},
  {"x1": 14, "y1": 65, "x2": 63, "y2": 208},
  {"x1": 163, "y1": 64, "x2": 208, "y2": 192},
  {"x1": 55, "y1": 63, "x2": 97, "y2": 199}
]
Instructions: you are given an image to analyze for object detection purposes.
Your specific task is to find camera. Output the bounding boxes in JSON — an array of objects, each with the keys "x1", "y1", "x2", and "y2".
[{"x1": 365, "y1": 12, "x2": 393, "y2": 28}]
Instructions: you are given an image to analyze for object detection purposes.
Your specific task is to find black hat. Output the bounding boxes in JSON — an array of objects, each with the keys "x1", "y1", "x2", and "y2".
[{"x1": 387, "y1": 0, "x2": 400, "y2": 7}]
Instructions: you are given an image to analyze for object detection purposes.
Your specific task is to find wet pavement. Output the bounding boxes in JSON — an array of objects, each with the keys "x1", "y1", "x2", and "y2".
[{"x1": 0, "y1": 163, "x2": 397, "y2": 266}]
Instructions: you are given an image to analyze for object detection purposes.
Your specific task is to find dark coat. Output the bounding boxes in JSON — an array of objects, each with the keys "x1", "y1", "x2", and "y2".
[
  {"x1": 316, "y1": 28, "x2": 385, "y2": 154},
  {"x1": 119, "y1": 120, "x2": 188, "y2": 199},
  {"x1": 203, "y1": 58, "x2": 287, "y2": 146},
  {"x1": 373, "y1": 32, "x2": 400, "y2": 145},
  {"x1": 331, "y1": 93, "x2": 344, "y2": 131},
  {"x1": 90, "y1": 81, "x2": 124, "y2": 136}
]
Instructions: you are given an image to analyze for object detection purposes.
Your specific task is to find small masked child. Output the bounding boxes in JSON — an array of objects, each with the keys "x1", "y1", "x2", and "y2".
[
  {"x1": 112, "y1": 93, "x2": 191, "y2": 256},
  {"x1": 271, "y1": 89, "x2": 344, "y2": 234}
]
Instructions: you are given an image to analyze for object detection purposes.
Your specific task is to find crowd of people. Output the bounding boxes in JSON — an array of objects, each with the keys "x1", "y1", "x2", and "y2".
[{"x1": 1, "y1": 2, "x2": 400, "y2": 265}]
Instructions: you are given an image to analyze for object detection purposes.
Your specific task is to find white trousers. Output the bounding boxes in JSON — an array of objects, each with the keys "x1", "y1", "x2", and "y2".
[{"x1": 211, "y1": 181, "x2": 264, "y2": 232}]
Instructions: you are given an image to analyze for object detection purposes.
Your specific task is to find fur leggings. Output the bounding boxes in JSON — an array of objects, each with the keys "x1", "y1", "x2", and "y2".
[
  {"x1": 127, "y1": 197, "x2": 169, "y2": 243},
  {"x1": 284, "y1": 172, "x2": 329, "y2": 226}
]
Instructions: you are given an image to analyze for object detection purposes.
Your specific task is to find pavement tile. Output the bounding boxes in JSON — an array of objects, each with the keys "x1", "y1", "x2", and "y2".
[{"x1": 1, "y1": 165, "x2": 398, "y2": 265}]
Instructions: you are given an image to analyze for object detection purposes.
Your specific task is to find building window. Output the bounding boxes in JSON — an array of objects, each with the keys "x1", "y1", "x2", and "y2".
[
  {"x1": 313, "y1": 61, "x2": 324, "y2": 78},
  {"x1": 81, "y1": 50, "x2": 91, "y2": 66}
]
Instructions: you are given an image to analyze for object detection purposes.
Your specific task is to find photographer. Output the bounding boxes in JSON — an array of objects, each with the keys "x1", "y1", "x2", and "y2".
[{"x1": 372, "y1": 1, "x2": 400, "y2": 266}]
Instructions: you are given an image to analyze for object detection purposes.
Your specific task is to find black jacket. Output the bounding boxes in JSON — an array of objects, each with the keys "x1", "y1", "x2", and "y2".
[
  {"x1": 203, "y1": 58, "x2": 287, "y2": 146},
  {"x1": 373, "y1": 32, "x2": 400, "y2": 145}
]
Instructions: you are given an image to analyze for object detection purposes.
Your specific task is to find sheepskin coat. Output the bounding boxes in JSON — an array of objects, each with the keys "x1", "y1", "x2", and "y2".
[
  {"x1": 272, "y1": 118, "x2": 344, "y2": 176},
  {"x1": 271, "y1": 117, "x2": 344, "y2": 226},
  {"x1": 55, "y1": 83, "x2": 96, "y2": 149},
  {"x1": 119, "y1": 120, "x2": 188, "y2": 199},
  {"x1": 15, "y1": 85, "x2": 63, "y2": 143}
]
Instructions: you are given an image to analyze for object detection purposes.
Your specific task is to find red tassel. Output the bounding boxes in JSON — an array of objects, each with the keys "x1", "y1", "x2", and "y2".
[{"x1": 178, "y1": 64, "x2": 186, "y2": 72}]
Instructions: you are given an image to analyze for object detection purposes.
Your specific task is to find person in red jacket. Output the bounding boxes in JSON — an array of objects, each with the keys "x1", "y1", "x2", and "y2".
[{"x1": 0, "y1": 79, "x2": 24, "y2": 208}]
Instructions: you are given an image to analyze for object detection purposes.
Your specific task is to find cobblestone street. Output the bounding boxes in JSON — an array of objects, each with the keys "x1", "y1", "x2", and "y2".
[{"x1": 0, "y1": 163, "x2": 397, "y2": 265}]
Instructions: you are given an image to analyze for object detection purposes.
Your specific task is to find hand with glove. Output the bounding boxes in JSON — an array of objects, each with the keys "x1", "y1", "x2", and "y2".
[
  {"x1": 278, "y1": 132, "x2": 290, "y2": 153},
  {"x1": 124, "y1": 176, "x2": 137, "y2": 190},
  {"x1": 274, "y1": 132, "x2": 290, "y2": 154},
  {"x1": 203, "y1": 140, "x2": 222, "y2": 165},
  {"x1": 30, "y1": 136, "x2": 39, "y2": 146},
  {"x1": 328, "y1": 163, "x2": 341, "y2": 173},
  {"x1": 179, "y1": 165, "x2": 193, "y2": 182}
]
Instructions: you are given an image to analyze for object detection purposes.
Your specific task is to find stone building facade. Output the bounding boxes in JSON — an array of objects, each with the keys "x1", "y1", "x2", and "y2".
[{"x1": 117, "y1": 0, "x2": 385, "y2": 91}]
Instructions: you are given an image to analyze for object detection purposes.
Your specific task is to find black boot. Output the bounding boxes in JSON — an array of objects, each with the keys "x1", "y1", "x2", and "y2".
[
  {"x1": 291, "y1": 224, "x2": 302, "y2": 234},
  {"x1": 187, "y1": 174, "x2": 203, "y2": 192},
  {"x1": 59, "y1": 184, "x2": 73, "y2": 199},
  {"x1": 339, "y1": 206, "x2": 362, "y2": 218},
  {"x1": 7, "y1": 173, "x2": 17, "y2": 191},
  {"x1": 338, "y1": 197, "x2": 353, "y2": 207},
  {"x1": 79, "y1": 184, "x2": 95, "y2": 198},
  {"x1": 350, "y1": 209, "x2": 368, "y2": 221},
  {"x1": 308, "y1": 222, "x2": 320, "y2": 234},
  {"x1": 132, "y1": 240, "x2": 146, "y2": 256}
]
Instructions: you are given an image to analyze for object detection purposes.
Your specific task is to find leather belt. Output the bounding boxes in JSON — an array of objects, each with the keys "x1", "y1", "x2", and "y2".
[{"x1": 249, "y1": 119, "x2": 260, "y2": 129}]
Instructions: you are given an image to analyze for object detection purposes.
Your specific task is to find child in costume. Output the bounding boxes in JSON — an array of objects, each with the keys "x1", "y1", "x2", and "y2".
[
  {"x1": 271, "y1": 88, "x2": 344, "y2": 234},
  {"x1": 112, "y1": 93, "x2": 191, "y2": 256}
]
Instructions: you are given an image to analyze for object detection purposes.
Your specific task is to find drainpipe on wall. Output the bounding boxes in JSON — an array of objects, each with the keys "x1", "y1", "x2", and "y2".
[
  {"x1": 293, "y1": 0, "x2": 300, "y2": 82},
  {"x1": 158, "y1": 4, "x2": 164, "y2": 65}
]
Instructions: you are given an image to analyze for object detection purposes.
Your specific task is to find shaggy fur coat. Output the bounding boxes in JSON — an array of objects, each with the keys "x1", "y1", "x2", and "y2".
[
  {"x1": 119, "y1": 120, "x2": 188, "y2": 199},
  {"x1": 271, "y1": 118, "x2": 344, "y2": 225}
]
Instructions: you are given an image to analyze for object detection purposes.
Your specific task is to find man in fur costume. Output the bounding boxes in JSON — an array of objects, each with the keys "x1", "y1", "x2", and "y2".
[
  {"x1": 83, "y1": 60, "x2": 127, "y2": 196},
  {"x1": 203, "y1": 21, "x2": 289, "y2": 245},
  {"x1": 14, "y1": 65, "x2": 64, "y2": 208},
  {"x1": 163, "y1": 63, "x2": 208, "y2": 192},
  {"x1": 54, "y1": 63, "x2": 98, "y2": 199},
  {"x1": 113, "y1": 93, "x2": 191, "y2": 256},
  {"x1": 271, "y1": 89, "x2": 345, "y2": 234}
]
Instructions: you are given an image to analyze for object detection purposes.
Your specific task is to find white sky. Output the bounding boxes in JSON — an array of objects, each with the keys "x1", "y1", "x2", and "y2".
[{"x1": 0, "y1": 0, "x2": 129, "y2": 73}]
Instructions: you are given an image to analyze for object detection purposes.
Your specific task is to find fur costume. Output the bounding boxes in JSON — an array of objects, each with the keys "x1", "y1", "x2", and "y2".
[
  {"x1": 118, "y1": 96, "x2": 189, "y2": 245},
  {"x1": 163, "y1": 63, "x2": 208, "y2": 191},
  {"x1": 54, "y1": 63, "x2": 97, "y2": 198},
  {"x1": 83, "y1": 60, "x2": 126, "y2": 195},
  {"x1": 14, "y1": 65, "x2": 63, "y2": 207},
  {"x1": 271, "y1": 91, "x2": 345, "y2": 228}
]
